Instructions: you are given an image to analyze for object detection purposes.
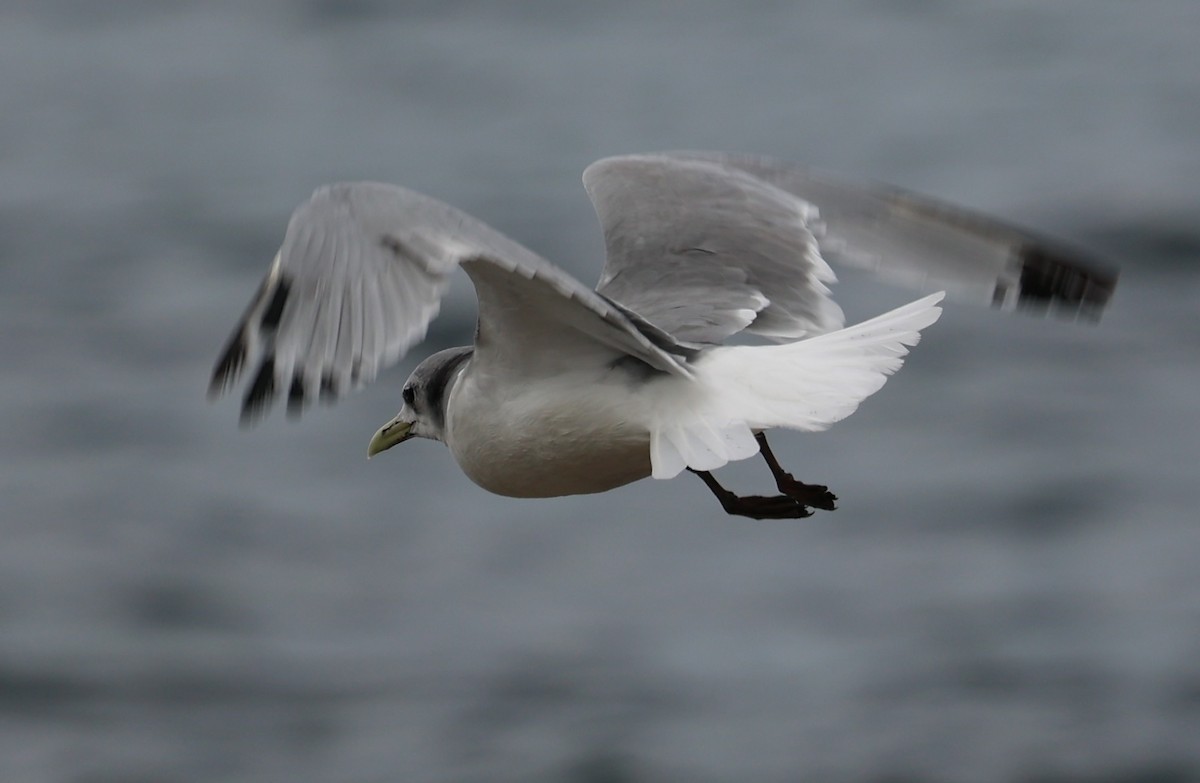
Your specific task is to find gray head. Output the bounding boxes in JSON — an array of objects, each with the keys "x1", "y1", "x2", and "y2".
[{"x1": 366, "y1": 346, "x2": 473, "y2": 456}]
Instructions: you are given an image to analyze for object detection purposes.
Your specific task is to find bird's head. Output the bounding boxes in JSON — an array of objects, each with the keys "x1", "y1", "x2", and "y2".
[{"x1": 367, "y1": 346, "x2": 473, "y2": 457}]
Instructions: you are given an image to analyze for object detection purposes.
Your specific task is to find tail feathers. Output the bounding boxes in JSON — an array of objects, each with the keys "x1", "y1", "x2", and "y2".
[
  {"x1": 650, "y1": 420, "x2": 759, "y2": 479},
  {"x1": 648, "y1": 292, "x2": 944, "y2": 479}
]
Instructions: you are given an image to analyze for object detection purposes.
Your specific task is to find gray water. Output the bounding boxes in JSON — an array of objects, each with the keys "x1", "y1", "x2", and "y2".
[{"x1": 3, "y1": 3, "x2": 1199, "y2": 782}]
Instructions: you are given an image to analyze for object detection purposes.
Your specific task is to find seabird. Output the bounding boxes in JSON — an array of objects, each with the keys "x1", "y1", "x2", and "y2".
[{"x1": 209, "y1": 152, "x2": 1117, "y2": 519}]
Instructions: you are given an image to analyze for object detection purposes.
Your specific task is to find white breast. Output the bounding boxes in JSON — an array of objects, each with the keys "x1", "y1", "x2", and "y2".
[{"x1": 444, "y1": 367, "x2": 654, "y2": 498}]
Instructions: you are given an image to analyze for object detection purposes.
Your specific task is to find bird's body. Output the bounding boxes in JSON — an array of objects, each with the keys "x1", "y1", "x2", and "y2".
[
  {"x1": 446, "y1": 357, "x2": 653, "y2": 497},
  {"x1": 210, "y1": 152, "x2": 1117, "y2": 518},
  {"x1": 442, "y1": 289, "x2": 944, "y2": 499}
]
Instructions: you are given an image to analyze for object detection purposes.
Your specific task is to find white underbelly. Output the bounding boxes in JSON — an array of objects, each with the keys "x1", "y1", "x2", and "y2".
[{"x1": 444, "y1": 372, "x2": 654, "y2": 498}]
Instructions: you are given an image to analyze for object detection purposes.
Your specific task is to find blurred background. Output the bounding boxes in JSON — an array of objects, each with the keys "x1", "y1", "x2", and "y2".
[{"x1": 2, "y1": 2, "x2": 1199, "y2": 781}]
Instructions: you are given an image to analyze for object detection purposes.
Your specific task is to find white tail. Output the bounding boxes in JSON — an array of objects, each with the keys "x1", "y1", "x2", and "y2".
[{"x1": 648, "y1": 292, "x2": 944, "y2": 478}]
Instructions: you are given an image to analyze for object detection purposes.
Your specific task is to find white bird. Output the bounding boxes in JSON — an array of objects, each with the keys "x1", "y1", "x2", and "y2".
[{"x1": 209, "y1": 152, "x2": 1116, "y2": 519}]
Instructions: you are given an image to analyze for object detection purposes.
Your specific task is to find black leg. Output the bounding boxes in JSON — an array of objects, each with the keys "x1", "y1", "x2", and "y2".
[
  {"x1": 754, "y1": 432, "x2": 838, "y2": 511},
  {"x1": 689, "y1": 469, "x2": 813, "y2": 520}
]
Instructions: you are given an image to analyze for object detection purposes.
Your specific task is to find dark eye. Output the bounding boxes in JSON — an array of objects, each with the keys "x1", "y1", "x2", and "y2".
[{"x1": 402, "y1": 385, "x2": 415, "y2": 406}]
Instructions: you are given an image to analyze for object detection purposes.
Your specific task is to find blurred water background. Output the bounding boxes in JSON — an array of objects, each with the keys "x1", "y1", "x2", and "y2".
[{"x1": 2, "y1": 2, "x2": 1199, "y2": 781}]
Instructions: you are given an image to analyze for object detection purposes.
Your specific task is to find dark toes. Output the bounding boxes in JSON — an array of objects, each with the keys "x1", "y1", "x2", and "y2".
[
  {"x1": 726, "y1": 494, "x2": 814, "y2": 520},
  {"x1": 778, "y1": 478, "x2": 838, "y2": 510},
  {"x1": 804, "y1": 486, "x2": 838, "y2": 511}
]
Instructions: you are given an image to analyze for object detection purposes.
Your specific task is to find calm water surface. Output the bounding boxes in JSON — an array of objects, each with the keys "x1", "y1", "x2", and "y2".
[{"x1": 2, "y1": 3, "x2": 1199, "y2": 781}]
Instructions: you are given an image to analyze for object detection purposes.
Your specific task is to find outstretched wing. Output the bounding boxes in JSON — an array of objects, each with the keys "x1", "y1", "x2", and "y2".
[
  {"x1": 209, "y1": 182, "x2": 690, "y2": 424},
  {"x1": 658, "y1": 151, "x2": 1117, "y2": 319},
  {"x1": 584, "y1": 153, "x2": 1117, "y2": 346}
]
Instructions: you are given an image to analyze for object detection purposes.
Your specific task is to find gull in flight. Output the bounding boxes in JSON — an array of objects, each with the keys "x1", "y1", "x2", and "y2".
[{"x1": 209, "y1": 152, "x2": 1116, "y2": 519}]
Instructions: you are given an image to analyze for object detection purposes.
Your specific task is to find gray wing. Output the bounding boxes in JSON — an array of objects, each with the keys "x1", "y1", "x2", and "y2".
[
  {"x1": 584, "y1": 155, "x2": 846, "y2": 344},
  {"x1": 659, "y1": 151, "x2": 1117, "y2": 320},
  {"x1": 209, "y1": 182, "x2": 690, "y2": 424}
]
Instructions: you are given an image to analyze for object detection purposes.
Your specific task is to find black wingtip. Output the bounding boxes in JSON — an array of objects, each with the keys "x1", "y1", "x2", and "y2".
[
  {"x1": 319, "y1": 373, "x2": 339, "y2": 404},
  {"x1": 212, "y1": 270, "x2": 297, "y2": 416},
  {"x1": 239, "y1": 355, "x2": 277, "y2": 427},
  {"x1": 209, "y1": 329, "x2": 249, "y2": 401},
  {"x1": 286, "y1": 374, "x2": 307, "y2": 419},
  {"x1": 258, "y1": 276, "x2": 292, "y2": 330},
  {"x1": 1015, "y1": 243, "x2": 1119, "y2": 321}
]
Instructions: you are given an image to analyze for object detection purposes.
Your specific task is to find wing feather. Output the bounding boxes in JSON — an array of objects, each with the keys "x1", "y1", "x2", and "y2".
[
  {"x1": 585, "y1": 153, "x2": 1116, "y2": 351},
  {"x1": 214, "y1": 153, "x2": 1118, "y2": 424},
  {"x1": 210, "y1": 182, "x2": 690, "y2": 423},
  {"x1": 660, "y1": 151, "x2": 1118, "y2": 319},
  {"x1": 585, "y1": 155, "x2": 844, "y2": 344}
]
